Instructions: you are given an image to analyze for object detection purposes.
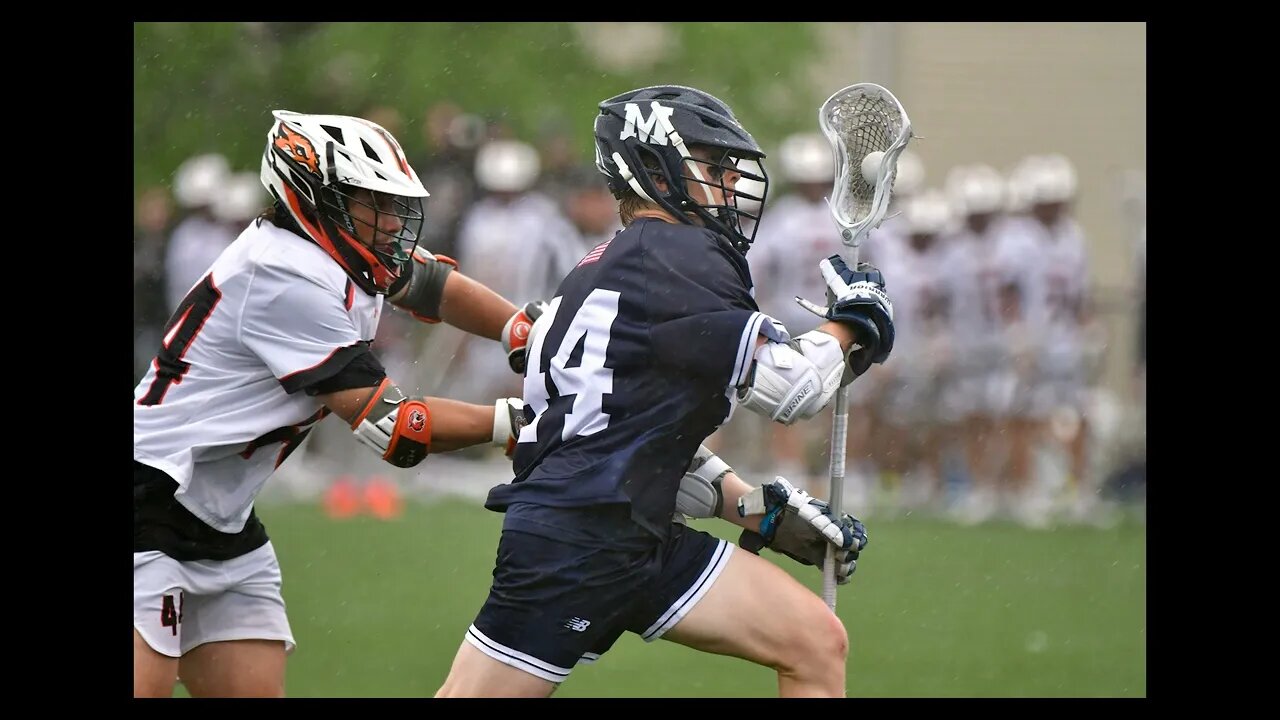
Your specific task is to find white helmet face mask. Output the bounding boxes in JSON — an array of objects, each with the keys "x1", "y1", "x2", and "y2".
[{"x1": 260, "y1": 110, "x2": 430, "y2": 295}]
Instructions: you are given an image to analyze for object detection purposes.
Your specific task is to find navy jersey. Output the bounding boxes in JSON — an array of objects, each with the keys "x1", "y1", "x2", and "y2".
[{"x1": 485, "y1": 218, "x2": 774, "y2": 538}]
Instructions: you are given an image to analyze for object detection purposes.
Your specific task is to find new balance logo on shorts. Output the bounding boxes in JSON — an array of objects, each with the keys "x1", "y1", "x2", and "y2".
[{"x1": 563, "y1": 616, "x2": 591, "y2": 632}]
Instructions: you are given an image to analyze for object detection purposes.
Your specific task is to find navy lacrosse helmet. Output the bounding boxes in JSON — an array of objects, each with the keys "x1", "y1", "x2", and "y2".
[{"x1": 593, "y1": 85, "x2": 768, "y2": 254}]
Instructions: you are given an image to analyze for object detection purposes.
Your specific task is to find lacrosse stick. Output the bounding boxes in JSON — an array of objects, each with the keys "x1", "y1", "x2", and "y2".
[{"x1": 800, "y1": 83, "x2": 913, "y2": 611}]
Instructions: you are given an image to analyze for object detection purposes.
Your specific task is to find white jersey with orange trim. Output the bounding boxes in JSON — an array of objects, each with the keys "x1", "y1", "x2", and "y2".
[{"x1": 134, "y1": 219, "x2": 382, "y2": 533}]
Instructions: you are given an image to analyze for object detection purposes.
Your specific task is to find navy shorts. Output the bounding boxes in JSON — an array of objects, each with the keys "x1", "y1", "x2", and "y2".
[{"x1": 465, "y1": 503, "x2": 734, "y2": 683}]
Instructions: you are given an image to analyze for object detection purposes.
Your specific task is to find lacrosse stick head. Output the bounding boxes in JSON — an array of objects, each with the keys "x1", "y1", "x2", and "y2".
[{"x1": 818, "y1": 83, "x2": 913, "y2": 252}]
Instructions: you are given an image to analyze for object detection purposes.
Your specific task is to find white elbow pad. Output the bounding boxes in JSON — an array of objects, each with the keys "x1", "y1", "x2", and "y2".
[
  {"x1": 736, "y1": 330, "x2": 845, "y2": 425},
  {"x1": 676, "y1": 445, "x2": 732, "y2": 519}
]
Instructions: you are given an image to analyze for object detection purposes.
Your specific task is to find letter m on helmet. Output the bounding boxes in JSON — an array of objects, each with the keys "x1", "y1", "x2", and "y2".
[{"x1": 620, "y1": 101, "x2": 675, "y2": 145}]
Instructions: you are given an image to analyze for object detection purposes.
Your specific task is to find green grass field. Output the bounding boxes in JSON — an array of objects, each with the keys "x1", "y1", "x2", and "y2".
[{"x1": 203, "y1": 499, "x2": 1144, "y2": 698}]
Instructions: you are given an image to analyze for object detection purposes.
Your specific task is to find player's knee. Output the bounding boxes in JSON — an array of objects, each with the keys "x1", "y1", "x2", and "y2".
[{"x1": 776, "y1": 597, "x2": 848, "y2": 677}]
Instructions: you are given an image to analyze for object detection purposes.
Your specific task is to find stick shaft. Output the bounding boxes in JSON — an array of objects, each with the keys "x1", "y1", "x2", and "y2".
[{"x1": 822, "y1": 243, "x2": 858, "y2": 610}]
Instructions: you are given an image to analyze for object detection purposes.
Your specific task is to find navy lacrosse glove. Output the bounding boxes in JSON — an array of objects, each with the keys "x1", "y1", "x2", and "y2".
[{"x1": 819, "y1": 255, "x2": 895, "y2": 378}]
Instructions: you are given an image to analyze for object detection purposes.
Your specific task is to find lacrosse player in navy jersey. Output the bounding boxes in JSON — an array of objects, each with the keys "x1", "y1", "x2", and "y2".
[
  {"x1": 133, "y1": 111, "x2": 545, "y2": 697},
  {"x1": 437, "y1": 85, "x2": 896, "y2": 698}
]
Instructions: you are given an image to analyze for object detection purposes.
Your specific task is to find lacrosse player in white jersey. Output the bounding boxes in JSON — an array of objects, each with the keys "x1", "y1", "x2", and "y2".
[
  {"x1": 164, "y1": 153, "x2": 237, "y2": 312},
  {"x1": 1011, "y1": 154, "x2": 1099, "y2": 520},
  {"x1": 874, "y1": 189, "x2": 955, "y2": 511},
  {"x1": 938, "y1": 164, "x2": 1031, "y2": 522},
  {"x1": 133, "y1": 111, "x2": 545, "y2": 697}
]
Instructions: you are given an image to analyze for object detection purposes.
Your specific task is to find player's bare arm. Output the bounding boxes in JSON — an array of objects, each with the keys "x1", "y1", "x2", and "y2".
[{"x1": 387, "y1": 249, "x2": 545, "y2": 375}]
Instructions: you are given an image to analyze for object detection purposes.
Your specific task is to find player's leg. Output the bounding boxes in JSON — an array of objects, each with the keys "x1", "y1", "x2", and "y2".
[
  {"x1": 437, "y1": 512, "x2": 645, "y2": 698},
  {"x1": 176, "y1": 542, "x2": 294, "y2": 697},
  {"x1": 180, "y1": 640, "x2": 287, "y2": 697},
  {"x1": 435, "y1": 636, "x2": 559, "y2": 698},
  {"x1": 656, "y1": 531, "x2": 847, "y2": 697},
  {"x1": 134, "y1": 551, "x2": 186, "y2": 698},
  {"x1": 134, "y1": 629, "x2": 179, "y2": 698}
]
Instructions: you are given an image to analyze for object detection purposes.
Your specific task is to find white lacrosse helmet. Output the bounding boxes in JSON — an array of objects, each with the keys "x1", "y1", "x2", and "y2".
[
  {"x1": 213, "y1": 172, "x2": 267, "y2": 225},
  {"x1": 475, "y1": 140, "x2": 541, "y2": 193},
  {"x1": 1005, "y1": 156, "x2": 1039, "y2": 214},
  {"x1": 778, "y1": 133, "x2": 834, "y2": 184},
  {"x1": 946, "y1": 164, "x2": 1005, "y2": 217},
  {"x1": 174, "y1": 153, "x2": 231, "y2": 209},
  {"x1": 260, "y1": 110, "x2": 429, "y2": 295},
  {"x1": 904, "y1": 189, "x2": 952, "y2": 236},
  {"x1": 1024, "y1": 153, "x2": 1078, "y2": 204}
]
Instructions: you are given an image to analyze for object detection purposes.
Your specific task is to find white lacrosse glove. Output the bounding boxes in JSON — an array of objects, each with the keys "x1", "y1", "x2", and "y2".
[
  {"x1": 491, "y1": 398, "x2": 527, "y2": 458},
  {"x1": 737, "y1": 476, "x2": 869, "y2": 584}
]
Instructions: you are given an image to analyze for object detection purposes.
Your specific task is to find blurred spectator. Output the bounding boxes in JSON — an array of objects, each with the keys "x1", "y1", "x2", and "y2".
[
  {"x1": 362, "y1": 104, "x2": 405, "y2": 140},
  {"x1": 560, "y1": 165, "x2": 622, "y2": 248},
  {"x1": 164, "y1": 153, "x2": 235, "y2": 311},
  {"x1": 412, "y1": 100, "x2": 484, "y2": 260},
  {"x1": 135, "y1": 186, "x2": 175, "y2": 380},
  {"x1": 211, "y1": 171, "x2": 267, "y2": 232},
  {"x1": 533, "y1": 119, "x2": 582, "y2": 205},
  {"x1": 445, "y1": 139, "x2": 582, "y2": 404}
]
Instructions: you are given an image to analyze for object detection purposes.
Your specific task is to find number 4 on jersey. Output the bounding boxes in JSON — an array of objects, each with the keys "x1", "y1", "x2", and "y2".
[{"x1": 520, "y1": 289, "x2": 620, "y2": 443}]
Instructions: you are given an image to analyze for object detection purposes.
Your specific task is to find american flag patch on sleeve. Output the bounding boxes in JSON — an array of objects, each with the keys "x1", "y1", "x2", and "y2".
[{"x1": 576, "y1": 239, "x2": 612, "y2": 267}]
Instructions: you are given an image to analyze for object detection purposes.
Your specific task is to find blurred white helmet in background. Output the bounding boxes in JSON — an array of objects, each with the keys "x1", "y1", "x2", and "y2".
[
  {"x1": 946, "y1": 163, "x2": 1005, "y2": 216},
  {"x1": 213, "y1": 172, "x2": 267, "y2": 224},
  {"x1": 893, "y1": 149, "x2": 925, "y2": 199},
  {"x1": 475, "y1": 140, "x2": 541, "y2": 193},
  {"x1": 778, "y1": 133, "x2": 833, "y2": 184},
  {"x1": 174, "y1": 153, "x2": 231, "y2": 209},
  {"x1": 904, "y1": 189, "x2": 952, "y2": 236},
  {"x1": 1005, "y1": 156, "x2": 1038, "y2": 213},
  {"x1": 1025, "y1": 153, "x2": 1078, "y2": 204}
]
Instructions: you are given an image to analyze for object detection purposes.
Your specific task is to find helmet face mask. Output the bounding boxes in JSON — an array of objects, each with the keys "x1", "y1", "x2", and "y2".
[
  {"x1": 593, "y1": 85, "x2": 769, "y2": 254},
  {"x1": 261, "y1": 111, "x2": 430, "y2": 295},
  {"x1": 319, "y1": 183, "x2": 424, "y2": 284}
]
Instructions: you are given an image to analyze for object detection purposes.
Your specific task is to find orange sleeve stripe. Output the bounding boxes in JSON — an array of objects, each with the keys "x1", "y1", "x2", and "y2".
[{"x1": 349, "y1": 378, "x2": 393, "y2": 430}]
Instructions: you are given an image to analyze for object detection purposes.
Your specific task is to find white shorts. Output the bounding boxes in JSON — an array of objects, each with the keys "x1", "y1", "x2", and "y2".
[{"x1": 133, "y1": 541, "x2": 296, "y2": 658}]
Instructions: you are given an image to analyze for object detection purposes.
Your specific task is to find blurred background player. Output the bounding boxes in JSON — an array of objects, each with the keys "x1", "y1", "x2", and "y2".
[
  {"x1": 164, "y1": 153, "x2": 235, "y2": 313},
  {"x1": 1010, "y1": 154, "x2": 1103, "y2": 522},
  {"x1": 443, "y1": 139, "x2": 583, "y2": 405},
  {"x1": 938, "y1": 163, "x2": 1023, "y2": 523},
  {"x1": 873, "y1": 189, "x2": 954, "y2": 513},
  {"x1": 135, "y1": 186, "x2": 176, "y2": 380}
]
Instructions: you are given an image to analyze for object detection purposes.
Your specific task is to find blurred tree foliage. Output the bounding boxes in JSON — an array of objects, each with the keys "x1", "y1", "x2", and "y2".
[{"x1": 135, "y1": 22, "x2": 827, "y2": 194}]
